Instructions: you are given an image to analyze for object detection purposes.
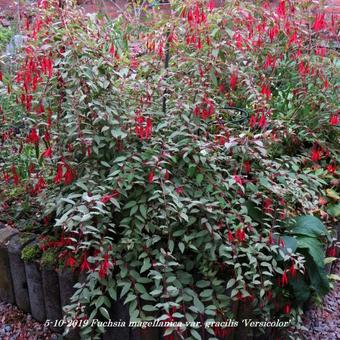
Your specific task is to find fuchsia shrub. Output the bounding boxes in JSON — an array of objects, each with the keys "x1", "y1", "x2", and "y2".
[{"x1": 0, "y1": 0, "x2": 339, "y2": 338}]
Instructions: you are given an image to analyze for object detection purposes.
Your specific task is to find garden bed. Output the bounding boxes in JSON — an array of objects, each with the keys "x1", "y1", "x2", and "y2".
[{"x1": 0, "y1": 0, "x2": 339, "y2": 339}]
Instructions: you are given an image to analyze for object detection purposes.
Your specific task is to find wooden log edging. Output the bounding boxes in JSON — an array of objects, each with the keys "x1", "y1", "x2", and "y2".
[
  {"x1": 7, "y1": 233, "x2": 36, "y2": 313},
  {"x1": 0, "y1": 226, "x2": 18, "y2": 304}
]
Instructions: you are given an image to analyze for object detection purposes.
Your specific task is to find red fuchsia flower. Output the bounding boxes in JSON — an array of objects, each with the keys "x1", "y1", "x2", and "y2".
[
  {"x1": 326, "y1": 246, "x2": 336, "y2": 257},
  {"x1": 42, "y1": 147, "x2": 52, "y2": 158},
  {"x1": 11, "y1": 166, "x2": 19, "y2": 186},
  {"x1": 80, "y1": 255, "x2": 91, "y2": 272},
  {"x1": 201, "y1": 11, "x2": 207, "y2": 24},
  {"x1": 264, "y1": 53, "x2": 276, "y2": 69},
  {"x1": 289, "y1": 261, "x2": 296, "y2": 277},
  {"x1": 323, "y1": 78, "x2": 329, "y2": 90},
  {"x1": 130, "y1": 57, "x2": 139, "y2": 69},
  {"x1": 312, "y1": 13, "x2": 326, "y2": 32},
  {"x1": 315, "y1": 47, "x2": 326, "y2": 57},
  {"x1": 288, "y1": 31, "x2": 298, "y2": 46},
  {"x1": 66, "y1": 256, "x2": 76, "y2": 268},
  {"x1": 327, "y1": 163, "x2": 336, "y2": 174},
  {"x1": 268, "y1": 25, "x2": 279, "y2": 43},
  {"x1": 263, "y1": 198, "x2": 273, "y2": 214},
  {"x1": 100, "y1": 191, "x2": 119, "y2": 204},
  {"x1": 135, "y1": 115, "x2": 152, "y2": 140},
  {"x1": 64, "y1": 165, "x2": 74, "y2": 185},
  {"x1": 208, "y1": 0, "x2": 214, "y2": 11},
  {"x1": 280, "y1": 210, "x2": 286, "y2": 220},
  {"x1": 109, "y1": 44, "x2": 115, "y2": 56},
  {"x1": 266, "y1": 290, "x2": 273, "y2": 301},
  {"x1": 185, "y1": 34, "x2": 191, "y2": 46},
  {"x1": 148, "y1": 170, "x2": 154, "y2": 184},
  {"x1": 283, "y1": 304, "x2": 291, "y2": 314},
  {"x1": 228, "y1": 230, "x2": 233, "y2": 242},
  {"x1": 99, "y1": 254, "x2": 111, "y2": 279},
  {"x1": 168, "y1": 31, "x2": 177, "y2": 43},
  {"x1": 276, "y1": 1, "x2": 286, "y2": 18},
  {"x1": 233, "y1": 32, "x2": 243, "y2": 49},
  {"x1": 278, "y1": 238, "x2": 285, "y2": 248},
  {"x1": 54, "y1": 164, "x2": 63, "y2": 184},
  {"x1": 230, "y1": 71, "x2": 238, "y2": 91},
  {"x1": 196, "y1": 36, "x2": 202, "y2": 49},
  {"x1": 233, "y1": 175, "x2": 243, "y2": 185},
  {"x1": 175, "y1": 186, "x2": 184, "y2": 194},
  {"x1": 258, "y1": 113, "x2": 267, "y2": 128},
  {"x1": 164, "y1": 169, "x2": 170, "y2": 180},
  {"x1": 243, "y1": 160, "x2": 251, "y2": 174},
  {"x1": 3, "y1": 171, "x2": 10, "y2": 182},
  {"x1": 0, "y1": 71, "x2": 2, "y2": 81},
  {"x1": 235, "y1": 228, "x2": 246, "y2": 242},
  {"x1": 311, "y1": 147, "x2": 322, "y2": 162},
  {"x1": 268, "y1": 231, "x2": 274, "y2": 245},
  {"x1": 298, "y1": 61, "x2": 310, "y2": 77},
  {"x1": 32, "y1": 177, "x2": 46, "y2": 195},
  {"x1": 101, "y1": 194, "x2": 113, "y2": 204},
  {"x1": 27, "y1": 128, "x2": 40, "y2": 144},
  {"x1": 261, "y1": 85, "x2": 271, "y2": 100},
  {"x1": 249, "y1": 114, "x2": 257, "y2": 128},
  {"x1": 281, "y1": 271, "x2": 288, "y2": 286},
  {"x1": 329, "y1": 114, "x2": 339, "y2": 126}
]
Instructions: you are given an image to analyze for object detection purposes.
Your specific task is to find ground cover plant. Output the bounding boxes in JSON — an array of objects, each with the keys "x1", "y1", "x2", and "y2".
[{"x1": 0, "y1": 0, "x2": 339, "y2": 339}]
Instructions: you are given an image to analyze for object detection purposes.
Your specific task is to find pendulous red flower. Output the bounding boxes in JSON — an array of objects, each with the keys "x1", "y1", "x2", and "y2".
[
  {"x1": 283, "y1": 303, "x2": 291, "y2": 314},
  {"x1": 326, "y1": 163, "x2": 336, "y2": 174},
  {"x1": 230, "y1": 71, "x2": 238, "y2": 91},
  {"x1": 148, "y1": 170, "x2": 155, "y2": 184},
  {"x1": 42, "y1": 147, "x2": 52, "y2": 158},
  {"x1": 281, "y1": 271, "x2": 288, "y2": 286},
  {"x1": 27, "y1": 128, "x2": 40, "y2": 144},
  {"x1": 312, "y1": 13, "x2": 326, "y2": 32},
  {"x1": 329, "y1": 114, "x2": 339, "y2": 126},
  {"x1": 80, "y1": 255, "x2": 91, "y2": 272},
  {"x1": 311, "y1": 147, "x2": 322, "y2": 162}
]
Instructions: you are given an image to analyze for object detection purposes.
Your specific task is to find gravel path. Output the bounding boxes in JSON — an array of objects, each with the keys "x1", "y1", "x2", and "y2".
[
  {"x1": 0, "y1": 303, "x2": 58, "y2": 340},
  {"x1": 302, "y1": 260, "x2": 340, "y2": 340}
]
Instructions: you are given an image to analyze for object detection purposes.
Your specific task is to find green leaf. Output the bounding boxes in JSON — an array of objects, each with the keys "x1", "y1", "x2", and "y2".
[
  {"x1": 297, "y1": 237, "x2": 325, "y2": 269},
  {"x1": 274, "y1": 235, "x2": 298, "y2": 255},
  {"x1": 124, "y1": 294, "x2": 137, "y2": 304},
  {"x1": 196, "y1": 174, "x2": 204, "y2": 185},
  {"x1": 107, "y1": 287, "x2": 117, "y2": 301},
  {"x1": 244, "y1": 201, "x2": 265, "y2": 223},
  {"x1": 327, "y1": 203, "x2": 340, "y2": 217},
  {"x1": 290, "y1": 216, "x2": 330, "y2": 240},
  {"x1": 139, "y1": 204, "x2": 147, "y2": 219},
  {"x1": 140, "y1": 258, "x2": 151, "y2": 273},
  {"x1": 99, "y1": 307, "x2": 110, "y2": 320},
  {"x1": 142, "y1": 305, "x2": 158, "y2": 312},
  {"x1": 191, "y1": 329, "x2": 202, "y2": 340},
  {"x1": 226, "y1": 278, "x2": 235, "y2": 289},
  {"x1": 200, "y1": 289, "x2": 213, "y2": 298},
  {"x1": 178, "y1": 242, "x2": 185, "y2": 253},
  {"x1": 193, "y1": 296, "x2": 205, "y2": 313},
  {"x1": 120, "y1": 282, "x2": 131, "y2": 298},
  {"x1": 196, "y1": 280, "x2": 210, "y2": 288}
]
